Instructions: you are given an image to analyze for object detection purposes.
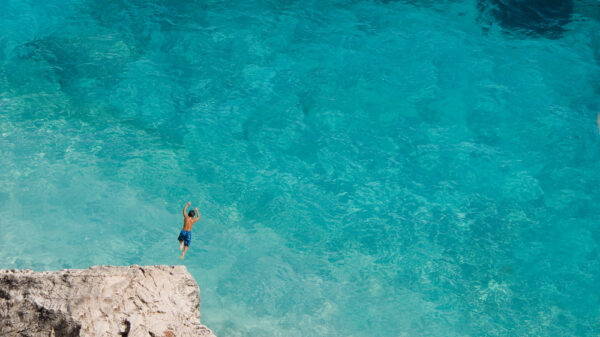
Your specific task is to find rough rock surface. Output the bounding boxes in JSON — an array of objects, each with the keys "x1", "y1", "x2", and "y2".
[{"x1": 0, "y1": 265, "x2": 216, "y2": 337}]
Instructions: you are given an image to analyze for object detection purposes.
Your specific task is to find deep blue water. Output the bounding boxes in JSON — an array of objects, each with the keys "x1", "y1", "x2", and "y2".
[{"x1": 1, "y1": 0, "x2": 600, "y2": 336}]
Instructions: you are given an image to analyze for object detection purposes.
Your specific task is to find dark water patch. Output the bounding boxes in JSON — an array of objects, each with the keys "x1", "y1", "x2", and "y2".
[{"x1": 478, "y1": 0, "x2": 573, "y2": 38}]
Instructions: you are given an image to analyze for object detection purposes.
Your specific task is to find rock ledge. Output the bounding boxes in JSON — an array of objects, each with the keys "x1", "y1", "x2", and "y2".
[{"x1": 0, "y1": 265, "x2": 216, "y2": 337}]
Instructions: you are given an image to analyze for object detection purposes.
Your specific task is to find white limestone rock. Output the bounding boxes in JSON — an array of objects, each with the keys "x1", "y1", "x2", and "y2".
[{"x1": 0, "y1": 265, "x2": 216, "y2": 337}]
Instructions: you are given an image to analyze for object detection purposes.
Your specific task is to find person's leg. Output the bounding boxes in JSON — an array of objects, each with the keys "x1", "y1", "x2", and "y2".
[
  {"x1": 178, "y1": 231, "x2": 185, "y2": 250},
  {"x1": 180, "y1": 245, "x2": 188, "y2": 259}
]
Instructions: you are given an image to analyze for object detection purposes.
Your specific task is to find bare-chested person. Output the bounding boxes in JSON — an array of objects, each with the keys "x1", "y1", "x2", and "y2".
[{"x1": 178, "y1": 201, "x2": 200, "y2": 260}]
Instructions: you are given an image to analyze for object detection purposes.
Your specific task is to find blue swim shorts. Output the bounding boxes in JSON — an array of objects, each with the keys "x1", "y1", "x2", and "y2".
[{"x1": 178, "y1": 230, "x2": 192, "y2": 247}]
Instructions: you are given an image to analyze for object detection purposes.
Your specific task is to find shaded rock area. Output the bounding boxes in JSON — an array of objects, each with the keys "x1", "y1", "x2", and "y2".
[
  {"x1": 0, "y1": 265, "x2": 216, "y2": 337},
  {"x1": 478, "y1": 0, "x2": 574, "y2": 38}
]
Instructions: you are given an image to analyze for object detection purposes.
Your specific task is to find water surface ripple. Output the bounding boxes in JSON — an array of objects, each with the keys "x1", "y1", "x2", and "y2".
[{"x1": 1, "y1": 0, "x2": 599, "y2": 336}]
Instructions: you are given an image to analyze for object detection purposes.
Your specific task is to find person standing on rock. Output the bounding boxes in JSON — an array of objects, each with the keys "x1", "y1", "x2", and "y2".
[{"x1": 178, "y1": 202, "x2": 200, "y2": 260}]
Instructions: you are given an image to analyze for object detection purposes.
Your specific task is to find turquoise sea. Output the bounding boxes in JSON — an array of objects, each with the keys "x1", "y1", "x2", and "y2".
[{"x1": 1, "y1": 0, "x2": 599, "y2": 335}]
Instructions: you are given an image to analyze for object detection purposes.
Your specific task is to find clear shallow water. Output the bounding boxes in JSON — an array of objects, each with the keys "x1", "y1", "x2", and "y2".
[{"x1": 1, "y1": 0, "x2": 599, "y2": 335}]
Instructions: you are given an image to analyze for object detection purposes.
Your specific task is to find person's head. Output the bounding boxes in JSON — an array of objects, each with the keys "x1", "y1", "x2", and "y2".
[{"x1": 188, "y1": 210, "x2": 196, "y2": 218}]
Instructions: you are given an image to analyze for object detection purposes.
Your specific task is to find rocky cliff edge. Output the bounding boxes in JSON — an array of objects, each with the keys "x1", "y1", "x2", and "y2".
[{"x1": 0, "y1": 265, "x2": 216, "y2": 337}]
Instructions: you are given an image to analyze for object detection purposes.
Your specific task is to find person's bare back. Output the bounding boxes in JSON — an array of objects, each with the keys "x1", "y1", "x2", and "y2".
[
  {"x1": 177, "y1": 201, "x2": 200, "y2": 259},
  {"x1": 182, "y1": 212, "x2": 196, "y2": 231}
]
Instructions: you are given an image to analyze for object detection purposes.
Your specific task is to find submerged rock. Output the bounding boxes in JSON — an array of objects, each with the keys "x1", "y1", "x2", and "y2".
[
  {"x1": 0, "y1": 265, "x2": 216, "y2": 337},
  {"x1": 478, "y1": 0, "x2": 573, "y2": 38}
]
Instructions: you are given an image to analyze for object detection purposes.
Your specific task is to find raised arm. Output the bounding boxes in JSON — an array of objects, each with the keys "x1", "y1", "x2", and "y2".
[
  {"x1": 183, "y1": 201, "x2": 191, "y2": 217},
  {"x1": 192, "y1": 207, "x2": 201, "y2": 223}
]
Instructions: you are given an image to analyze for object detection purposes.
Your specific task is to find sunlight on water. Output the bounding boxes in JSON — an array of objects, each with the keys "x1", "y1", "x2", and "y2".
[{"x1": 1, "y1": 0, "x2": 599, "y2": 335}]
